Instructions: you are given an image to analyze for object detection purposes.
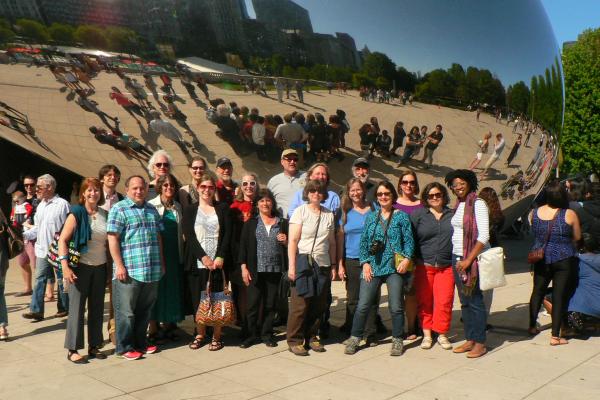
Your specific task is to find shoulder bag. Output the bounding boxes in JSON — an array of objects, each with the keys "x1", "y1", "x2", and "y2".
[
  {"x1": 477, "y1": 247, "x2": 507, "y2": 291},
  {"x1": 0, "y1": 208, "x2": 24, "y2": 259},
  {"x1": 294, "y1": 209, "x2": 321, "y2": 297},
  {"x1": 195, "y1": 269, "x2": 236, "y2": 327},
  {"x1": 527, "y1": 209, "x2": 558, "y2": 264},
  {"x1": 47, "y1": 232, "x2": 81, "y2": 276}
]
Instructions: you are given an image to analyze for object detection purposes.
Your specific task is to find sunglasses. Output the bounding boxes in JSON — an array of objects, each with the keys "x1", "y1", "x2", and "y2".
[
  {"x1": 155, "y1": 162, "x2": 170, "y2": 168},
  {"x1": 401, "y1": 180, "x2": 416, "y2": 186},
  {"x1": 284, "y1": 157, "x2": 298, "y2": 162},
  {"x1": 308, "y1": 189, "x2": 323, "y2": 194},
  {"x1": 427, "y1": 192, "x2": 443, "y2": 200},
  {"x1": 376, "y1": 191, "x2": 392, "y2": 197},
  {"x1": 199, "y1": 184, "x2": 215, "y2": 191},
  {"x1": 162, "y1": 183, "x2": 175, "y2": 188},
  {"x1": 36, "y1": 185, "x2": 47, "y2": 190},
  {"x1": 191, "y1": 166, "x2": 204, "y2": 171},
  {"x1": 24, "y1": 183, "x2": 35, "y2": 187},
  {"x1": 242, "y1": 181, "x2": 256, "y2": 187}
]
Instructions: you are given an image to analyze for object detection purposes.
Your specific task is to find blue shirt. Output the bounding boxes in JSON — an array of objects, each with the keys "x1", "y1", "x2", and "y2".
[
  {"x1": 359, "y1": 210, "x2": 415, "y2": 277},
  {"x1": 107, "y1": 197, "x2": 164, "y2": 282},
  {"x1": 339, "y1": 209, "x2": 369, "y2": 259},
  {"x1": 287, "y1": 189, "x2": 340, "y2": 218}
]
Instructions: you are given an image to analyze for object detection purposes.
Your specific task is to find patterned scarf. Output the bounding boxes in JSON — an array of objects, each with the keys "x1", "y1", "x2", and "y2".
[{"x1": 459, "y1": 191, "x2": 479, "y2": 295}]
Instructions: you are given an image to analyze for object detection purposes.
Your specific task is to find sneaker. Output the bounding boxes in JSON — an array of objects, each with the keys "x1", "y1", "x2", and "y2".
[
  {"x1": 308, "y1": 337, "x2": 326, "y2": 352},
  {"x1": 140, "y1": 345, "x2": 158, "y2": 354},
  {"x1": 421, "y1": 336, "x2": 433, "y2": 349},
  {"x1": 390, "y1": 337, "x2": 404, "y2": 356},
  {"x1": 289, "y1": 344, "x2": 309, "y2": 356},
  {"x1": 437, "y1": 334, "x2": 453, "y2": 350},
  {"x1": 344, "y1": 336, "x2": 361, "y2": 355},
  {"x1": 118, "y1": 350, "x2": 143, "y2": 361}
]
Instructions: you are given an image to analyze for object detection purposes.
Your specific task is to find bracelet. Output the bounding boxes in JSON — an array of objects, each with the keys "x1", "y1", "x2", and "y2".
[{"x1": 57, "y1": 255, "x2": 69, "y2": 261}]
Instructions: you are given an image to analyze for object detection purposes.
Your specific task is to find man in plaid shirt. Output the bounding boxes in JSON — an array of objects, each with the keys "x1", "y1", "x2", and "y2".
[{"x1": 107, "y1": 175, "x2": 165, "y2": 360}]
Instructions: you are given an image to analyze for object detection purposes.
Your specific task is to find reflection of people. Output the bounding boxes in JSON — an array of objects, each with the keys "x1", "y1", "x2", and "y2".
[
  {"x1": 480, "y1": 133, "x2": 505, "y2": 179},
  {"x1": 469, "y1": 132, "x2": 491, "y2": 170},
  {"x1": 505, "y1": 134, "x2": 522, "y2": 166}
]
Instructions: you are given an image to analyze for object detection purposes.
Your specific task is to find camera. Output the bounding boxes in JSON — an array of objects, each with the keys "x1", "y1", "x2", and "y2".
[{"x1": 369, "y1": 240, "x2": 384, "y2": 255}]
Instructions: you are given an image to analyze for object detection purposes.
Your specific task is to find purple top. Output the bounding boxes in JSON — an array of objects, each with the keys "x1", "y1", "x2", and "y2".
[{"x1": 393, "y1": 202, "x2": 424, "y2": 215}]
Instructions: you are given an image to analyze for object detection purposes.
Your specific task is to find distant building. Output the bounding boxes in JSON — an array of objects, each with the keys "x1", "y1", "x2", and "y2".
[
  {"x1": 252, "y1": 0, "x2": 313, "y2": 35},
  {"x1": 0, "y1": 0, "x2": 45, "y2": 22},
  {"x1": 39, "y1": 0, "x2": 128, "y2": 27},
  {"x1": 188, "y1": 0, "x2": 248, "y2": 52},
  {"x1": 336, "y1": 32, "x2": 361, "y2": 69}
]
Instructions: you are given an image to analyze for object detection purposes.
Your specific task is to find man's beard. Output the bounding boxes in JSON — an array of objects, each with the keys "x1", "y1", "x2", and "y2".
[{"x1": 357, "y1": 174, "x2": 369, "y2": 183}]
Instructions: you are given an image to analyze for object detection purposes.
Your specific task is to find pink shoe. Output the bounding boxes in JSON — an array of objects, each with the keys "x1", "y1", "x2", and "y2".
[
  {"x1": 119, "y1": 350, "x2": 143, "y2": 361},
  {"x1": 139, "y1": 345, "x2": 158, "y2": 354}
]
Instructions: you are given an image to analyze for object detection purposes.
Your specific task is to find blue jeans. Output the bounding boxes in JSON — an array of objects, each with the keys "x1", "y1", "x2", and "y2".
[
  {"x1": 30, "y1": 257, "x2": 68, "y2": 314},
  {"x1": 351, "y1": 272, "x2": 407, "y2": 339},
  {"x1": 113, "y1": 278, "x2": 158, "y2": 354},
  {"x1": 453, "y1": 256, "x2": 487, "y2": 343},
  {"x1": 0, "y1": 269, "x2": 7, "y2": 327}
]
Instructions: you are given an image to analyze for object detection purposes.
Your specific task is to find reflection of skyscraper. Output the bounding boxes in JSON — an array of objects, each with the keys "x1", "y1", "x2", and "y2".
[
  {"x1": 252, "y1": 0, "x2": 313, "y2": 35},
  {"x1": 189, "y1": 0, "x2": 248, "y2": 51},
  {"x1": 0, "y1": 0, "x2": 45, "y2": 22}
]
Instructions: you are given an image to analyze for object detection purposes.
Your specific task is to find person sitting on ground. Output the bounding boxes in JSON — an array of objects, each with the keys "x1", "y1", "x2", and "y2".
[
  {"x1": 375, "y1": 130, "x2": 392, "y2": 158},
  {"x1": 567, "y1": 233, "x2": 600, "y2": 332}
]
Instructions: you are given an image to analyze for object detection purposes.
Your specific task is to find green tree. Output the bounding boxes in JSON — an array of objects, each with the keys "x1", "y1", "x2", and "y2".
[
  {"x1": 106, "y1": 26, "x2": 139, "y2": 53},
  {"x1": 74, "y1": 25, "x2": 108, "y2": 49},
  {"x1": 352, "y1": 72, "x2": 374, "y2": 88},
  {"x1": 282, "y1": 65, "x2": 295, "y2": 78},
  {"x1": 296, "y1": 66, "x2": 310, "y2": 80},
  {"x1": 47, "y1": 23, "x2": 75, "y2": 44},
  {"x1": 506, "y1": 81, "x2": 530, "y2": 115},
  {"x1": 0, "y1": 26, "x2": 15, "y2": 44},
  {"x1": 15, "y1": 19, "x2": 49, "y2": 43},
  {"x1": 561, "y1": 28, "x2": 600, "y2": 173},
  {"x1": 269, "y1": 54, "x2": 284, "y2": 75},
  {"x1": 0, "y1": 17, "x2": 11, "y2": 31},
  {"x1": 396, "y1": 66, "x2": 417, "y2": 92},
  {"x1": 361, "y1": 52, "x2": 396, "y2": 84}
]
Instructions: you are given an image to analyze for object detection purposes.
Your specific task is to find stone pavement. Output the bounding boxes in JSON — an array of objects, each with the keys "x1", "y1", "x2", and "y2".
[{"x1": 1, "y1": 237, "x2": 599, "y2": 400}]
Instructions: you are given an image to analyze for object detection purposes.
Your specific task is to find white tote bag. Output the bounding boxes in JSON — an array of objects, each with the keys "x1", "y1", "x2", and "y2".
[{"x1": 477, "y1": 247, "x2": 507, "y2": 291}]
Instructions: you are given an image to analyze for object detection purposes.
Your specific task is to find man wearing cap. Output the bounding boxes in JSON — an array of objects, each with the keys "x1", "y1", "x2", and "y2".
[
  {"x1": 274, "y1": 113, "x2": 307, "y2": 166},
  {"x1": 351, "y1": 158, "x2": 377, "y2": 204},
  {"x1": 267, "y1": 149, "x2": 307, "y2": 218},
  {"x1": 215, "y1": 157, "x2": 238, "y2": 206}
]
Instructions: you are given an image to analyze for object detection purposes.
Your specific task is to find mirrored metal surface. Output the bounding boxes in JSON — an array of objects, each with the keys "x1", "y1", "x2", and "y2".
[{"x1": 0, "y1": 0, "x2": 562, "y2": 222}]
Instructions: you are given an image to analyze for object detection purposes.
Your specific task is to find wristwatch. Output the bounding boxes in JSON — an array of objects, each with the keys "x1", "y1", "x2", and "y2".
[{"x1": 58, "y1": 255, "x2": 69, "y2": 261}]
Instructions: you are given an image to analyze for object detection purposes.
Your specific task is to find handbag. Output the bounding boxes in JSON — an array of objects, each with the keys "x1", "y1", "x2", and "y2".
[
  {"x1": 527, "y1": 210, "x2": 558, "y2": 264},
  {"x1": 0, "y1": 209, "x2": 24, "y2": 259},
  {"x1": 477, "y1": 247, "x2": 507, "y2": 291},
  {"x1": 195, "y1": 269, "x2": 236, "y2": 327},
  {"x1": 394, "y1": 253, "x2": 414, "y2": 272},
  {"x1": 47, "y1": 232, "x2": 81, "y2": 274}
]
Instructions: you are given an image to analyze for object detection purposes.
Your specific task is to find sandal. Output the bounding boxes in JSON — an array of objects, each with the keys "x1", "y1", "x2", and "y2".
[
  {"x1": 88, "y1": 347, "x2": 107, "y2": 360},
  {"x1": 208, "y1": 338, "x2": 224, "y2": 351},
  {"x1": 527, "y1": 327, "x2": 540, "y2": 336},
  {"x1": 550, "y1": 336, "x2": 568, "y2": 346},
  {"x1": 67, "y1": 350, "x2": 87, "y2": 364},
  {"x1": 188, "y1": 335, "x2": 205, "y2": 350}
]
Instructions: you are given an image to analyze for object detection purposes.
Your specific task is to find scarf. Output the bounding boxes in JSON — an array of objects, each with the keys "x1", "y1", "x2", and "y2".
[
  {"x1": 71, "y1": 205, "x2": 91, "y2": 254},
  {"x1": 188, "y1": 183, "x2": 200, "y2": 205},
  {"x1": 459, "y1": 192, "x2": 479, "y2": 295}
]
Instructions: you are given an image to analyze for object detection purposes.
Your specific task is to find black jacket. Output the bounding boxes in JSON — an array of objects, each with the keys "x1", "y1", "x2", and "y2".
[
  {"x1": 238, "y1": 216, "x2": 287, "y2": 282},
  {"x1": 576, "y1": 200, "x2": 600, "y2": 240},
  {"x1": 410, "y1": 206, "x2": 454, "y2": 267},
  {"x1": 182, "y1": 202, "x2": 232, "y2": 273}
]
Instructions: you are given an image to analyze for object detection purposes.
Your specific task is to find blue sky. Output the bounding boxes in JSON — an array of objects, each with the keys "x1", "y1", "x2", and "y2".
[{"x1": 244, "y1": 0, "x2": 599, "y2": 86}]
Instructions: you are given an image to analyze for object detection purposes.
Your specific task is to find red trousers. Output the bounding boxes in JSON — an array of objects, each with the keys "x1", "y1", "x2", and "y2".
[{"x1": 414, "y1": 265, "x2": 455, "y2": 334}]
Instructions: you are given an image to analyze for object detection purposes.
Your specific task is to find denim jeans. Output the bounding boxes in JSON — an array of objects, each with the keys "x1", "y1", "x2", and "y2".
[
  {"x1": 453, "y1": 256, "x2": 487, "y2": 343},
  {"x1": 0, "y1": 269, "x2": 7, "y2": 327},
  {"x1": 113, "y1": 278, "x2": 158, "y2": 354},
  {"x1": 351, "y1": 272, "x2": 408, "y2": 339},
  {"x1": 30, "y1": 257, "x2": 68, "y2": 315}
]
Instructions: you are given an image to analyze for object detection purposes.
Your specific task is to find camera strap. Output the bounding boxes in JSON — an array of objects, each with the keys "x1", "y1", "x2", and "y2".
[{"x1": 370, "y1": 208, "x2": 393, "y2": 247}]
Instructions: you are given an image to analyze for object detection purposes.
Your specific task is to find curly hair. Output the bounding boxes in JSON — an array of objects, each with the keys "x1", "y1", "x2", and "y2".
[
  {"x1": 479, "y1": 187, "x2": 504, "y2": 226},
  {"x1": 445, "y1": 169, "x2": 478, "y2": 193}
]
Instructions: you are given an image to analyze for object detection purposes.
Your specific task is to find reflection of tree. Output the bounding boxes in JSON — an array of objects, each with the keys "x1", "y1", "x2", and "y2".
[
  {"x1": 528, "y1": 57, "x2": 563, "y2": 133},
  {"x1": 415, "y1": 63, "x2": 505, "y2": 107}
]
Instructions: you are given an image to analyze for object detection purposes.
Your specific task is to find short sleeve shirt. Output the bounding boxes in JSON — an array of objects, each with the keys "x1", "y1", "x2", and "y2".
[
  {"x1": 107, "y1": 197, "x2": 164, "y2": 282},
  {"x1": 290, "y1": 204, "x2": 334, "y2": 267}
]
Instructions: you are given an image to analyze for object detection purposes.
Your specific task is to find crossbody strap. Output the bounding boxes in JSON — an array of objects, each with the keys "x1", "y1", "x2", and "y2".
[
  {"x1": 369, "y1": 209, "x2": 393, "y2": 247},
  {"x1": 541, "y1": 209, "x2": 559, "y2": 250},
  {"x1": 310, "y1": 208, "x2": 322, "y2": 257}
]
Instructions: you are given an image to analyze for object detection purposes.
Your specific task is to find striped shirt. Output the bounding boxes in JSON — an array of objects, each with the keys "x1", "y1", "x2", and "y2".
[
  {"x1": 23, "y1": 195, "x2": 70, "y2": 258},
  {"x1": 451, "y1": 199, "x2": 490, "y2": 256},
  {"x1": 107, "y1": 197, "x2": 164, "y2": 282}
]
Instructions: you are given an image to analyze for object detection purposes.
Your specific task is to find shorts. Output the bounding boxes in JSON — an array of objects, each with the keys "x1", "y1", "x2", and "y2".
[{"x1": 17, "y1": 240, "x2": 36, "y2": 268}]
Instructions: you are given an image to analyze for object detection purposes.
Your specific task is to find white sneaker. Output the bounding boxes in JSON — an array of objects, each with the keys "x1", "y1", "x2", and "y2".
[
  {"x1": 421, "y1": 337, "x2": 433, "y2": 349},
  {"x1": 437, "y1": 334, "x2": 453, "y2": 350}
]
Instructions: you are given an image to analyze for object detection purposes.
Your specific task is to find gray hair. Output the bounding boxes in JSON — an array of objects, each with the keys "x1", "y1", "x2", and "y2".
[
  {"x1": 37, "y1": 174, "x2": 57, "y2": 190},
  {"x1": 147, "y1": 150, "x2": 174, "y2": 178},
  {"x1": 216, "y1": 104, "x2": 231, "y2": 117}
]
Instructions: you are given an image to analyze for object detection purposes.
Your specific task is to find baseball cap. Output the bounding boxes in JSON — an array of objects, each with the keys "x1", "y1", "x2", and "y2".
[
  {"x1": 216, "y1": 157, "x2": 232, "y2": 168},
  {"x1": 353, "y1": 157, "x2": 370, "y2": 168},
  {"x1": 281, "y1": 149, "x2": 298, "y2": 159}
]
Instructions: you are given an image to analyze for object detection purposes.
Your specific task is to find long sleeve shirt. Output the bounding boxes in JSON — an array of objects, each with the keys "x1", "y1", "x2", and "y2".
[
  {"x1": 450, "y1": 199, "x2": 490, "y2": 256},
  {"x1": 359, "y1": 210, "x2": 415, "y2": 277},
  {"x1": 23, "y1": 195, "x2": 70, "y2": 258}
]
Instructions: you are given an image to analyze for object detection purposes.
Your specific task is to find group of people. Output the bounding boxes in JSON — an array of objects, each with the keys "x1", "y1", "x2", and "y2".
[{"x1": 1, "y1": 148, "x2": 599, "y2": 364}]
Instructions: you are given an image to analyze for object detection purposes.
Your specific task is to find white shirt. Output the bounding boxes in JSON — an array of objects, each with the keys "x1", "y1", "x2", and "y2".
[
  {"x1": 23, "y1": 195, "x2": 70, "y2": 258},
  {"x1": 149, "y1": 119, "x2": 183, "y2": 142},
  {"x1": 290, "y1": 204, "x2": 334, "y2": 267},
  {"x1": 79, "y1": 210, "x2": 108, "y2": 266},
  {"x1": 451, "y1": 199, "x2": 490, "y2": 256},
  {"x1": 252, "y1": 123, "x2": 266, "y2": 145}
]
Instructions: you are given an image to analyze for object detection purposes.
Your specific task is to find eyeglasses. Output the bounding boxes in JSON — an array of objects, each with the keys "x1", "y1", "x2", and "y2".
[
  {"x1": 242, "y1": 181, "x2": 256, "y2": 187},
  {"x1": 376, "y1": 191, "x2": 392, "y2": 197},
  {"x1": 401, "y1": 180, "x2": 416, "y2": 186},
  {"x1": 427, "y1": 192, "x2": 443, "y2": 200},
  {"x1": 199, "y1": 184, "x2": 215, "y2": 191},
  {"x1": 308, "y1": 189, "x2": 323, "y2": 194},
  {"x1": 191, "y1": 166, "x2": 204, "y2": 171},
  {"x1": 155, "y1": 162, "x2": 170, "y2": 168},
  {"x1": 24, "y1": 183, "x2": 35, "y2": 187},
  {"x1": 162, "y1": 183, "x2": 175, "y2": 188},
  {"x1": 36, "y1": 185, "x2": 47, "y2": 190},
  {"x1": 284, "y1": 157, "x2": 298, "y2": 162}
]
